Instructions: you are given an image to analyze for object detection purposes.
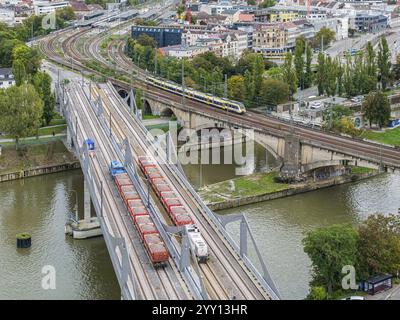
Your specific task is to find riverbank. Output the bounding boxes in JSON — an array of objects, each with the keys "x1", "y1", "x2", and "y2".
[
  {"x1": 0, "y1": 140, "x2": 79, "y2": 182},
  {"x1": 199, "y1": 168, "x2": 379, "y2": 211}
]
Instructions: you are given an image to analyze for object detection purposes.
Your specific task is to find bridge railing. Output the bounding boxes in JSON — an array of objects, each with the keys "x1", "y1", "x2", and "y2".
[
  {"x1": 57, "y1": 82, "x2": 138, "y2": 300},
  {"x1": 111, "y1": 83, "x2": 281, "y2": 300},
  {"x1": 82, "y1": 82, "x2": 208, "y2": 300}
]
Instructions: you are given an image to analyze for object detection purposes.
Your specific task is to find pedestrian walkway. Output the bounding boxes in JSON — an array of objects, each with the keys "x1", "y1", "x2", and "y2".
[{"x1": 0, "y1": 133, "x2": 66, "y2": 144}]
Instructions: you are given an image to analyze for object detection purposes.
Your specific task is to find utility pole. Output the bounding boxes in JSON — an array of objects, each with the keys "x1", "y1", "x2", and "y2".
[
  {"x1": 181, "y1": 59, "x2": 185, "y2": 110},
  {"x1": 321, "y1": 34, "x2": 324, "y2": 53},
  {"x1": 154, "y1": 46, "x2": 157, "y2": 75},
  {"x1": 224, "y1": 74, "x2": 227, "y2": 98}
]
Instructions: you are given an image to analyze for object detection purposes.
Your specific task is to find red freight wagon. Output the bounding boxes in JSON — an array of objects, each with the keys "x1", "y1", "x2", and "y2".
[
  {"x1": 143, "y1": 234, "x2": 169, "y2": 264},
  {"x1": 121, "y1": 190, "x2": 140, "y2": 206},
  {"x1": 139, "y1": 158, "x2": 156, "y2": 172},
  {"x1": 127, "y1": 199, "x2": 143, "y2": 208},
  {"x1": 114, "y1": 173, "x2": 129, "y2": 180},
  {"x1": 144, "y1": 167, "x2": 159, "y2": 175},
  {"x1": 146, "y1": 171, "x2": 162, "y2": 180},
  {"x1": 129, "y1": 205, "x2": 149, "y2": 218},
  {"x1": 170, "y1": 206, "x2": 189, "y2": 216},
  {"x1": 163, "y1": 198, "x2": 182, "y2": 212},
  {"x1": 154, "y1": 183, "x2": 172, "y2": 196},
  {"x1": 151, "y1": 178, "x2": 167, "y2": 186},
  {"x1": 135, "y1": 215, "x2": 158, "y2": 240},
  {"x1": 174, "y1": 213, "x2": 194, "y2": 226},
  {"x1": 160, "y1": 191, "x2": 178, "y2": 200},
  {"x1": 120, "y1": 185, "x2": 135, "y2": 193},
  {"x1": 115, "y1": 177, "x2": 133, "y2": 192}
]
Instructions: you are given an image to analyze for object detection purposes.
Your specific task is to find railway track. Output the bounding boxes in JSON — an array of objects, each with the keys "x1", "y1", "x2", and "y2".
[
  {"x1": 92, "y1": 82, "x2": 272, "y2": 299},
  {"x1": 66, "y1": 83, "x2": 191, "y2": 300},
  {"x1": 42, "y1": 26, "x2": 400, "y2": 169}
]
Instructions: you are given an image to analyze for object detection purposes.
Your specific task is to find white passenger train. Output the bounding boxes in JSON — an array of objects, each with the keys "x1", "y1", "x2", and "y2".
[
  {"x1": 146, "y1": 75, "x2": 246, "y2": 114},
  {"x1": 185, "y1": 224, "x2": 209, "y2": 263}
]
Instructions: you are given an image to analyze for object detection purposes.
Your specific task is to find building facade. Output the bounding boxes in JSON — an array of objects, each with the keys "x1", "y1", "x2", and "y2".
[
  {"x1": 352, "y1": 13, "x2": 388, "y2": 32},
  {"x1": 33, "y1": 0, "x2": 69, "y2": 15},
  {"x1": 131, "y1": 26, "x2": 183, "y2": 47},
  {"x1": 0, "y1": 68, "x2": 15, "y2": 89}
]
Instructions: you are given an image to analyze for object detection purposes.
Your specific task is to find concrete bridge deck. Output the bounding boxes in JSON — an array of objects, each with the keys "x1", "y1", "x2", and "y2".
[{"x1": 61, "y1": 77, "x2": 279, "y2": 300}]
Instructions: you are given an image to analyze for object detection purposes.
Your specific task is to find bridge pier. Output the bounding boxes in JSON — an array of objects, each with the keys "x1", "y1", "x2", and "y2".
[
  {"x1": 65, "y1": 179, "x2": 102, "y2": 239},
  {"x1": 280, "y1": 134, "x2": 301, "y2": 180}
]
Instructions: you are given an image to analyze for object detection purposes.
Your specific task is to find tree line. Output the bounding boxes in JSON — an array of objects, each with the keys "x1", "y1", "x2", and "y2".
[
  {"x1": 303, "y1": 214, "x2": 400, "y2": 299},
  {"x1": 126, "y1": 35, "x2": 291, "y2": 107},
  {"x1": 0, "y1": 12, "x2": 70, "y2": 147}
]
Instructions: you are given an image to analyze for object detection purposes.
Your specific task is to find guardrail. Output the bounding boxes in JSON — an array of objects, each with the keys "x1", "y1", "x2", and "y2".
[
  {"x1": 107, "y1": 82, "x2": 282, "y2": 300},
  {"x1": 57, "y1": 82, "x2": 138, "y2": 300},
  {"x1": 82, "y1": 82, "x2": 208, "y2": 300}
]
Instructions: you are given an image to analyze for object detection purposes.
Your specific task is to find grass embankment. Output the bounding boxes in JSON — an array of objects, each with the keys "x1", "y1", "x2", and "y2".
[
  {"x1": 199, "y1": 172, "x2": 289, "y2": 204},
  {"x1": 142, "y1": 114, "x2": 161, "y2": 120},
  {"x1": 350, "y1": 166, "x2": 376, "y2": 174},
  {"x1": 360, "y1": 127, "x2": 400, "y2": 146},
  {"x1": 0, "y1": 124, "x2": 67, "y2": 143},
  {"x1": 0, "y1": 140, "x2": 76, "y2": 175}
]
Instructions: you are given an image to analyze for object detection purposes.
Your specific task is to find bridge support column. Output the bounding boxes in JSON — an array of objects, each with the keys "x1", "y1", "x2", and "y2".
[
  {"x1": 84, "y1": 179, "x2": 91, "y2": 223},
  {"x1": 66, "y1": 126, "x2": 74, "y2": 151},
  {"x1": 64, "y1": 179, "x2": 102, "y2": 239},
  {"x1": 280, "y1": 134, "x2": 301, "y2": 180}
]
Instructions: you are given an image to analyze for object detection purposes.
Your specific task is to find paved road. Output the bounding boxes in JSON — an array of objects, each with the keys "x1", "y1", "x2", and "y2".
[
  {"x1": 0, "y1": 133, "x2": 66, "y2": 144},
  {"x1": 365, "y1": 284, "x2": 400, "y2": 300}
]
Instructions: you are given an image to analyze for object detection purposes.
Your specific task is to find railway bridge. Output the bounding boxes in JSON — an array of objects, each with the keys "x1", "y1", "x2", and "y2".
[
  {"x1": 56, "y1": 72, "x2": 281, "y2": 300},
  {"x1": 116, "y1": 83, "x2": 400, "y2": 179}
]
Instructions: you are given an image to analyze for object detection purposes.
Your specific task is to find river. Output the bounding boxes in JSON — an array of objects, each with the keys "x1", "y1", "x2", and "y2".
[
  {"x1": 0, "y1": 170, "x2": 120, "y2": 299},
  {"x1": 1, "y1": 148, "x2": 399, "y2": 300}
]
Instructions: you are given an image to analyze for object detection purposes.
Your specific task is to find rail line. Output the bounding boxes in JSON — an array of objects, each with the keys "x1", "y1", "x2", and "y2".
[
  {"x1": 49, "y1": 26, "x2": 400, "y2": 169},
  {"x1": 91, "y1": 82, "x2": 271, "y2": 299},
  {"x1": 66, "y1": 82, "x2": 191, "y2": 300}
]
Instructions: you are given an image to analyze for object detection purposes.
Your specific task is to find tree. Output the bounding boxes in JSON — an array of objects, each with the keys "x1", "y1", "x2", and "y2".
[
  {"x1": 307, "y1": 286, "x2": 327, "y2": 300},
  {"x1": 0, "y1": 84, "x2": 43, "y2": 148},
  {"x1": 252, "y1": 54, "x2": 264, "y2": 98},
  {"x1": 357, "y1": 214, "x2": 400, "y2": 279},
  {"x1": 244, "y1": 69, "x2": 254, "y2": 106},
  {"x1": 135, "y1": 88, "x2": 143, "y2": 110},
  {"x1": 304, "y1": 44, "x2": 313, "y2": 89},
  {"x1": 316, "y1": 52, "x2": 325, "y2": 96},
  {"x1": 259, "y1": 0, "x2": 276, "y2": 8},
  {"x1": 33, "y1": 71, "x2": 55, "y2": 126},
  {"x1": 12, "y1": 44, "x2": 41, "y2": 76},
  {"x1": 260, "y1": 79, "x2": 289, "y2": 106},
  {"x1": 313, "y1": 27, "x2": 336, "y2": 49},
  {"x1": 281, "y1": 53, "x2": 297, "y2": 99},
  {"x1": 391, "y1": 54, "x2": 400, "y2": 81},
  {"x1": 377, "y1": 37, "x2": 391, "y2": 90},
  {"x1": 136, "y1": 33, "x2": 157, "y2": 48},
  {"x1": 12, "y1": 58, "x2": 26, "y2": 86},
  {"x1": 365, "y1": 41, "x2": 377, "y2": 79},
  {"x1": 0, "y1": 38, "x2": 22, "y2": 67},
  {"x1": 294, "y1": 37, "x2": 305, "y2": 90},
  {"x1": 362, "y1": 91, "x2": 391, "y2": 128},
  {"x1": 324, "y1": 56, "x2": 338, "y2": 96},
  {"x1": 228, "y1": 75, "x2": 246, "y2": 101},
  {"x1": 303, "y1": 224, "x2": 358, "y2": 294}
]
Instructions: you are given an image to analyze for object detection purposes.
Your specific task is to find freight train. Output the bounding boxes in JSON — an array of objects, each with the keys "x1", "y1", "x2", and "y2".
[
  {"x1": 109, "y1": 160, "x2": 169, "y2": 266},
  {"x1": 137, "y1": 156, "x2": 209, "y2": 263},
  {"x1": 146, "y1": 75, "x2": 246, "y2": 115}
]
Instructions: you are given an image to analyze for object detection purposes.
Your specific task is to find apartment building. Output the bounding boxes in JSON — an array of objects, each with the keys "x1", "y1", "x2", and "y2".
[
  {"x1": 252, "y1": 22, "x2": 297, "y2": 59},
  {"x1": 33, "y1": 0, "x2": 69, "y2": 15}
]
